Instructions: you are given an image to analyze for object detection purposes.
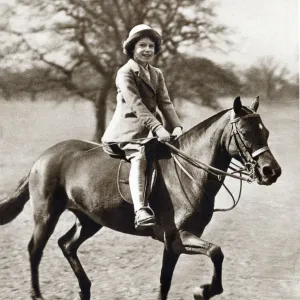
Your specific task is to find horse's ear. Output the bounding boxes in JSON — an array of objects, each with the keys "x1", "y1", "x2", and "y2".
[
  {"x1": 233, "y1": 96, "x2": 242, "y2": 114},
  {"x1": 250, "y1": 96, "x2": 259, "y2": 112}
]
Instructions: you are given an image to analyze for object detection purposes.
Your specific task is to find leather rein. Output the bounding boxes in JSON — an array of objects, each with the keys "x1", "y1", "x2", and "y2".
[{"x1": 165, "y1": 112, "x2": 270, "y2": 212}]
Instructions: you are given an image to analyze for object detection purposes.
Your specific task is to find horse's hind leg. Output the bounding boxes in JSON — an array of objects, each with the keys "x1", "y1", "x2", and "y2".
[
  {"x1": 28, "y1": 194, "x2": 65, "y2": 300},
  {"x1": 58, "y1": 210, "x2": 102, "y2": 300}
]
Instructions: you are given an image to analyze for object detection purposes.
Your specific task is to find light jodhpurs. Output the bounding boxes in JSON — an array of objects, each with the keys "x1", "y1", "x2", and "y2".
[{"x1": 119, "y1": 143, "x2": 147, "y2": 212}]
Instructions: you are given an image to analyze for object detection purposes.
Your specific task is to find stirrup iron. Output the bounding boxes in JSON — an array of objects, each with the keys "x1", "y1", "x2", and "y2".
[{"x1": 134, "y1": 206, "x2": 156, "y2": 229}]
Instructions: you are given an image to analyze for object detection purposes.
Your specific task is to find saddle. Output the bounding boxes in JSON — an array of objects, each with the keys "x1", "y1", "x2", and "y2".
[{"x1": 109, "y1": 139, "x2": 173, "y2": 204}]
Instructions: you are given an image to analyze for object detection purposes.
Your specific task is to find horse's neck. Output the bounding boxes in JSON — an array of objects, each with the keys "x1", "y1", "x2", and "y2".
[{"x1": 178, "y1": 110, "x2": 232, "y2": 176}]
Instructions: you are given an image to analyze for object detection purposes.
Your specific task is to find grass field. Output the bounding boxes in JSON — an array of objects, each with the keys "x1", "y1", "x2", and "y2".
[{"x1": 0, "y1": 97, "x2": 299, "y2": 299}]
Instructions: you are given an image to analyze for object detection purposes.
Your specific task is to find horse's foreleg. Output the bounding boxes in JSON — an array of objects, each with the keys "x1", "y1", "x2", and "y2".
[
  {"x1": 172, "y1": 231, "x2": 224, "y2": 300},
  {"x1": 158, "y1": 247, "x2": 180, "y2": 300},
  {"x1": 58, "y1": 211, "x2": 102, "y2": 300}
]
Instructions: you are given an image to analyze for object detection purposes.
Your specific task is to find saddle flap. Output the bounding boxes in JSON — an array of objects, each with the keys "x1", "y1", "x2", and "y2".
[
  {"x1": 117, "y1": 160, "x2": 157, "y2": 204},
  {"x1": 104, "y1": 138, "x2": 173, "y2": 161}
]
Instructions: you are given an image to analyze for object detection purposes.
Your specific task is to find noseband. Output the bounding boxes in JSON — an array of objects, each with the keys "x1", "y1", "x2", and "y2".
[{"x1": 230, "y1": 112, "x2": 270, "y2": 181}]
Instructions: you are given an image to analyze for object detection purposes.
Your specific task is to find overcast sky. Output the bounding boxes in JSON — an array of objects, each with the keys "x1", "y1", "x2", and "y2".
[{"x1": 202, "y1": 0, "x2": 298, "y2": 74}]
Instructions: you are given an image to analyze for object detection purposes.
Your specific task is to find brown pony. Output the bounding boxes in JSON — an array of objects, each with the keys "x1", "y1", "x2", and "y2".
[{"x1": 0, "y1": 97, "x2": 281, "y2": 300}]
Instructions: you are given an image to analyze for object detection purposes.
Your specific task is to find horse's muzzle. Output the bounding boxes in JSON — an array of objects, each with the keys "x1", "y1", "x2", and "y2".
[{"x1": 256, "y1": 154, "x2": 282, "y2": 185}]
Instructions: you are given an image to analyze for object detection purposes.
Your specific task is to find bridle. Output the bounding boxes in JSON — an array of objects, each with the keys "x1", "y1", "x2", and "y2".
[
  {"x1": 229, "y1": 111, "x2": 270, "y2": 182},
  {"x1": 166, "y1": 111, "x2": 269, "y2": 183},
  {"x1": 165, "y1": 110, "x2": 270, "y2": 212}
]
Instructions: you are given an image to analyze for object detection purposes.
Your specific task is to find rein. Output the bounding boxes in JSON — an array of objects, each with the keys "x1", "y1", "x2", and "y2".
[
  {"x1": 171, "y1": 153, "x2": 243, "y2": 212},
  {"x1": 165, "y1": 142, "x2": 245, "y2": 212},
  {"x1": 165, "y1": 111, "x2": 270, "y2": 212},
  {"x1": 165, "y1": 142, "x2": 253, "y2": 182}
]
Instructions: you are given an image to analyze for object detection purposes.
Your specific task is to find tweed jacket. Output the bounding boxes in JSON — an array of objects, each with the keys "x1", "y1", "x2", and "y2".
[{"x1": 102, "y1": 59, "x2": 182, "y2": 143}]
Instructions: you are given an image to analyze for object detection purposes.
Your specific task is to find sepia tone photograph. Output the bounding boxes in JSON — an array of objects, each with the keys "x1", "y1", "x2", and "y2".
[{"x1": 0, "y1": 0, "x2": 298, "y2": 299}]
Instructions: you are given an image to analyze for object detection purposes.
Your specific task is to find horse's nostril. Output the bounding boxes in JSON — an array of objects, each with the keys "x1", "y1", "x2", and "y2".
[{"x1": 262, "y1": 166, "x2": 273, "y2": 177}]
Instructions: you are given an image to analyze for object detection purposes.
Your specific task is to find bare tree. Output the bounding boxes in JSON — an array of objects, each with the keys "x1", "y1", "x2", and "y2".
[
  {"x1": 243, "y1": 56, "x2": 290, "y2": 100},
  {"x1": 1, "y1": 0, "x2": 231, "y2": 141}
]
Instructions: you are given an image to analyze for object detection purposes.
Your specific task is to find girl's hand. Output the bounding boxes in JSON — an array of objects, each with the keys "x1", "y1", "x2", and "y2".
[
  {"x1": 156, "y1": 126, "x2": 171, "y2": 142},
  {"x1": 172, "y1": 127, "x2": 183, "y2": 138}
]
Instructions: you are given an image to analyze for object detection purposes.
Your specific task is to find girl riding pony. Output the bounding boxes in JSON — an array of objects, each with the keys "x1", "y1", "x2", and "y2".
[{"x1": 102, "y1": 24, "x2": 182, "y2": 229}]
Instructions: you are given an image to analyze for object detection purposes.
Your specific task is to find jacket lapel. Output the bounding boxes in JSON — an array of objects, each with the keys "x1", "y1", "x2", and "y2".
[
  {"x1": 149, "y1": 65, "x2": 158, "y2": 91},
  {"x1": 128, "y1": 59, "x2": 156, "y2": 92}
]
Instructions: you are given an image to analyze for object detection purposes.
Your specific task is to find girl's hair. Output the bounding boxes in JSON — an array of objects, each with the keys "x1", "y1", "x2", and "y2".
[{"x1": 125, "y1": 35, "x2": 162, "y2": 58}]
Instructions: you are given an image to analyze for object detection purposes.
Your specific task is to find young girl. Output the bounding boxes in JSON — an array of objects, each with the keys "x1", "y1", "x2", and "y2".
[{"x1": 102, "y1": 24, "x2": 182, "y2": 229}]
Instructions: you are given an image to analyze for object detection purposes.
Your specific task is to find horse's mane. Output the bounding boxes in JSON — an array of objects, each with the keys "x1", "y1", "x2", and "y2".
[{"x1": 182, "y1": 108, "x2": 231, "y2": 140}]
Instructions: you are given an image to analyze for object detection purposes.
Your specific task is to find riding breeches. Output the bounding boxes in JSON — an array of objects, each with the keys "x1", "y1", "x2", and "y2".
[{"x1": 120, "y1": 143, "x2": 147, "y2": 212}]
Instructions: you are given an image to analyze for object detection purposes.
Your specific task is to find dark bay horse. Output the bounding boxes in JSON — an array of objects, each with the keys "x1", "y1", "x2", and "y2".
[{"x1": 0, "y1": 97, "x2": 281, "y2": 300}]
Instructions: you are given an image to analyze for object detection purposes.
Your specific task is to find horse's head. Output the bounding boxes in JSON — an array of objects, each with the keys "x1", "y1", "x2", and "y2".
[{"x1": 225, "y1": 96, "x2": 281, "y2": 185}]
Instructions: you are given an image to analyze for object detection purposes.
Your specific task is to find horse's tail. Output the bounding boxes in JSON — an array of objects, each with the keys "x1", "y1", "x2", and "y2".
[{"x1": 0, "y1": 173, "x2": 30, "y2": 225}]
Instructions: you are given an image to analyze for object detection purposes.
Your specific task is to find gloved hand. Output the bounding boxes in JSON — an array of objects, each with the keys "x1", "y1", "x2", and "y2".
[
  {"x1": 155, "y1": 126, "x2": 171, "y2": 142},
  {"x1": 172, "y1": 127, "x2": 183, "y2": 138}
]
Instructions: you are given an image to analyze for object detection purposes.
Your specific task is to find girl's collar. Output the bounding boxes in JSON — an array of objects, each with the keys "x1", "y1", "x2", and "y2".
[
  {"x1": 131, "y1": 58, "x2": 149, "y2": 69},
  {"x1": 129, "y1": 59, "x2": 152, "y2": 71},
  {"x1": 141, "y1": 64, "x2": 149, "y2": 71}
]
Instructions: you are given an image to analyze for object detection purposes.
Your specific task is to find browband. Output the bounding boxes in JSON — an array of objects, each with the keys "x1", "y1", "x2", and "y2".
[{"x1": 231, "y1": 113, "x2": 260, "y2": 123}]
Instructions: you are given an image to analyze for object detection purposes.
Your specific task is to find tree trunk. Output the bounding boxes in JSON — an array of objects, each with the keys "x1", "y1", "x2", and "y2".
[
  {"x1": 0, "y1": 87, "x2": 12, "y2": 101},
  {"x1": 93, "y1": 75, "x2": 114, "y2": 142}
]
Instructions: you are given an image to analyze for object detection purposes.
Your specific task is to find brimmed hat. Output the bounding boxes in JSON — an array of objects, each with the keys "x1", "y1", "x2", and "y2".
[{"x1": 123, "y1": 24, "x2": 162, "y2": 56}]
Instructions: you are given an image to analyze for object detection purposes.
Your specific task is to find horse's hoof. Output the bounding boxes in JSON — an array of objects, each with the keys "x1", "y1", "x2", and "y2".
[
  {"x1": 74, "y1": 292, "x2": 90, "y2": 300},
  {"x1": 193, "y1": 286, "x2": 206, "y2": 300},
  {"x1": 74, "y1": 293, "x2": 83, "y2": 300}
]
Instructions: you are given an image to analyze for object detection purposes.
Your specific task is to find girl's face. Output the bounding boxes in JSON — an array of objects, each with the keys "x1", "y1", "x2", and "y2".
[{"x1": 133, "y1": 37, "x2": 155, "y2": 66}]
